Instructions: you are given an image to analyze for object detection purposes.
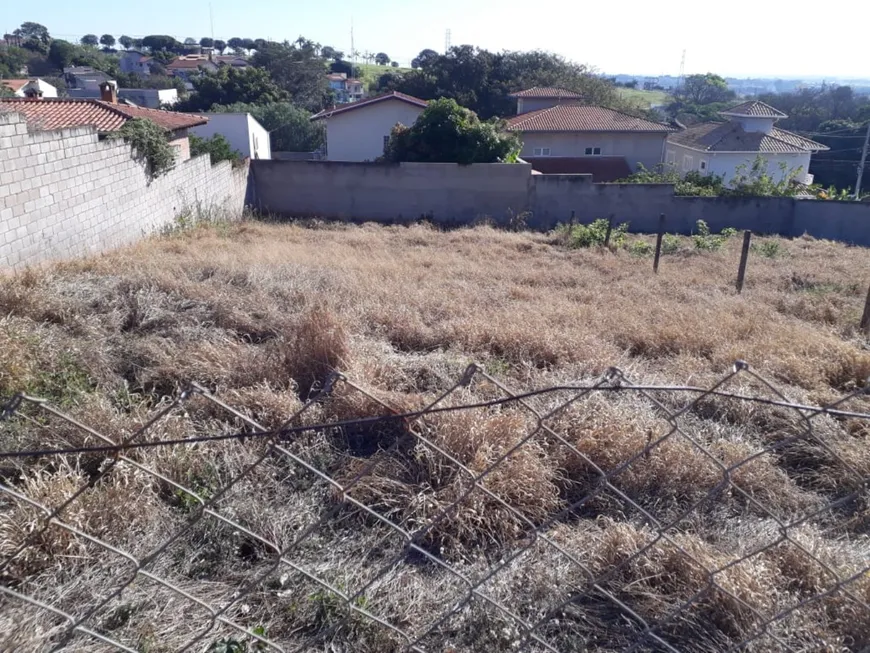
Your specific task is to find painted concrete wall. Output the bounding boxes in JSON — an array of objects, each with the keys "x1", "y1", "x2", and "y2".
[
  {"x1": 516, "y1": 98, "x2": 572, "y2": 115},
  {"x1": 322, "y1": 100, "x2": 425, "y2": 161},
  {"x1": 251, "y1": 161, "x2": 532, "y2": 224},
  {"x1": 192, "y1": 113, "x2": 271, "y2": 160},
  {"x1": 520, "y1": 132, "x2": 667, "y2": 171},
  {"x1": 666, "y1": 142, "x2": 812, "y2": 185},
  {"x1": 0, "y1": 112, "x2": 248, "y2": 270},
  {"x1": 249, "y1": 160, "x2": 870, "y2": 246}
]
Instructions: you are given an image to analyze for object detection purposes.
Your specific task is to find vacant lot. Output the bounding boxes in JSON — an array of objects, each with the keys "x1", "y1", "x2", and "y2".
[
  {"x1": 1, "y1": 220, "x2": 868, "y2": 652},
  {"x1": 617, "y1": 87, "x2": 672, "y2": 108}
]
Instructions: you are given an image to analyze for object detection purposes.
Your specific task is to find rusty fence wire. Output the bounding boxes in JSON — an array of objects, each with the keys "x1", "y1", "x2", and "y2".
[{"x1": 1, "y1": 362, "x2": 869, "y2": 652}]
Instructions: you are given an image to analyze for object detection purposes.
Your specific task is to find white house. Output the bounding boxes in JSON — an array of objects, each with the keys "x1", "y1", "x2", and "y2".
[
  {"x1": 311, "y1": 92, "x2": 428, "y2": 162},
  {"x1": 505, "y1": 91, "x2": 676, "y2": 178},
  {"x1": 666, "y1": 101, "x2": 829, "y2": 186},
  {"x1": 191, "y1": 113, "x2": 271, "y2": 160},
  {"x1": 118, "y1": 50, "x2": 156, "y2": 77},
  {"x1": 68, "y1": 87, "x2": 178, "y2": 109},
  {"x1": 2, "y1": 78, "x2": 58, "y2": 98}
]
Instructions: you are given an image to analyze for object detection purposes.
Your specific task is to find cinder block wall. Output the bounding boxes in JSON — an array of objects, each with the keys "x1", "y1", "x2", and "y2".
[{"x1": 0, "y1": 112, "x2": 249, "y2": 270}]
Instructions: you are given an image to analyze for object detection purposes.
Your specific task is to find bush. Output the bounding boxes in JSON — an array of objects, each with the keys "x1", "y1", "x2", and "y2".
[
  {"x1": 554, "y1": 219, "x2": 629, "y2": 249},
  {"x1": 112, "y1": 118, "x2": 175, "y2": 177},
  {"x1": 627, "y1": 239, "x2": 653, "y2": 257},
  {"x1": 692, "y1": 220, "x2": 737, "y2": 252},
  {"x1": 661, "y1": 234, "x2": 681, "y2": 255},
  {"x1": 190, "y1": 133, "x2": 243, "y2": 166},
  {"x1": 752, "y1": 240, "x2": 784, "y2": 258},
  {"x1": 383, "y1": 98, "x2": 521, "y2": 164}
]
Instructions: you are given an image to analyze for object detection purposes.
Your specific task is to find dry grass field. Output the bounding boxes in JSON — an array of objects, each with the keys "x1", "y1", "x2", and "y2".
[{"x1": 1, "y1": 219, "x2": 869, "y2": 652}]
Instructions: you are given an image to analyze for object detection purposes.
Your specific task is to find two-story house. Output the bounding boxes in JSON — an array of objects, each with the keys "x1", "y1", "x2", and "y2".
[
  {"x1": 327, "y1": 73, "x2": 365, "y2": 104},
  {"x1": 118, "y1": 50, "x2": 156, "y2": 77}
]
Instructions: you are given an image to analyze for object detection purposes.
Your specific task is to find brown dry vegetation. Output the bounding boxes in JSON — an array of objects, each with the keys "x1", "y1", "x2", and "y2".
[{"x1": 0, "y1": 219, "x2": 869, "y2": 652}]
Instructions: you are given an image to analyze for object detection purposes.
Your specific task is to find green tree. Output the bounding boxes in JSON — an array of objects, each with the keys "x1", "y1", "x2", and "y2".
[
  {"x1": 100, "y1": 34, "x2": 116, "y2": 49},
  {"x1": 177, "y1": 65, "x2": 289, "y2": 111},
  {"x1": 189, "y1": 133, "x2": 242, "y2": 165},
  {"x1": 241, "y1": 38, "x2": 256, "y2": 51},
  {"x1": 199, "y1": 37, "x2": 214, "y2": 49},
  {"x1": 0, "y1": 46, "x2": 29, "y2": 77},
  {"x1": 119, "y1": 35, "x2": 134, "y2": 50},
  {"x1": 0, "y1": 84, "x2": 14, "y2": 98},
  {"x1": 321, "y1": 46, "x2": 343, "y2": 61},
  {"x1": 142, "y1": 35, "x2": 182, "y2": 53},
  {"x1": 184, "y1": 37, "x2": 197, "y2": 45},
  {"x1": 81, "y1": 34, "x2": 99, "y2": 48},
  {"x1": 375, "y1": 52, "x2": 390, "y2": 66},
  {"x1": 227, "y1": 37, "x2": 244, "y2": 53},
  {"x1": 677, "y1": 73, "x2": 735, "y2": 105},
  {"x1": 391, "y1": 61, "x2": 399, "y2": 68},
  {"x1": 48, "y1": 39, "x2": 77, "y2": 70},
  {"x1": 411, "y1": 48, "x2": 438, "y2": 69},
  {"x1": 384, "y1": 97, "x2": 521, "y2": 164},
  {"x1": 250, "y1": 39, "x2": 329, "y2": 111},
  {"x1": 212, "y1": 101, "x2": 325, "y2": 152},
  {"x1": 213, "y1": 39, "x2": 227, "y2": 54},
  {"x1": 13, "y1": 22, "x2": 50, "y2": 53}
]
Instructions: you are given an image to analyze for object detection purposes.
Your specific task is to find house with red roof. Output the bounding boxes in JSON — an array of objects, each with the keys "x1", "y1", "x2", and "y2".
[
  {"x1": 2, "y1": 78, "x2": 58, "y2": 98},
  {"x1": 311, "y1": 92, "x2": 428, "y2": 161},
  {"x1": 506, "y1": 87, "x2": 676, "y2": 180},
  {"x1": 0, "y1": 82, "x2": 207, "y2": 161},
  {"x1": 665, "y1": 101, "x2": 828, "y2": 186}
]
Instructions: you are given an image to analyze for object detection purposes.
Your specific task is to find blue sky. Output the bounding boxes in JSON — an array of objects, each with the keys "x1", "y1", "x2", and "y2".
[{"x1": 6, "y1": 0, "x2": 869, "y2": 78}]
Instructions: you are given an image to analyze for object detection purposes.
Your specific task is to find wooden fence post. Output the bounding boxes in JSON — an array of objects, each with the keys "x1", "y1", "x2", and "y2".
[
  {"x1": 653, "y1": 214, "x2": 665, "y2": 274},
  {"x1": 603, "y1": 214, "x2": 615, "y2": 248},
  {"x1": 860, "y1": 282, "x2": 870, "y2": 335},
  {"x1": 736, "y1": 230, "x2": 752, "y2": 293}
]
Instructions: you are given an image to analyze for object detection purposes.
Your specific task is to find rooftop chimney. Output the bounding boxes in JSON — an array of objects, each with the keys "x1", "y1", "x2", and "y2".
[{"x1": 100, "y1": 80, "x2": 118, "y2": 104}]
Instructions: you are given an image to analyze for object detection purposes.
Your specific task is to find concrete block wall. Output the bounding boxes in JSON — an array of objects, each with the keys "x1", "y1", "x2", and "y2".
[
  {"x1": 249, "y1": 160, "x2": 870, "y2": 246},
  {"x1": 0, "y1": 112, "x2": 249, "y2": 270}
]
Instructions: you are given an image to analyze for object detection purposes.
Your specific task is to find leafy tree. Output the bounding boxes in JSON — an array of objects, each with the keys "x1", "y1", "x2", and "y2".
[
  {"x1": 411, "y1": 48, "x2": 438, "y2": 69},
  {"x1": 81, "y1": 34, "x2": 100, "y2": 48},
  {"x1": 677, "y1": 73, "x2": 735, "y2": 105},
  {"x1": 620, "y1": 165, "x2": 724, "y2": 196},
  {"x1": 0, "y1": 46, "x2": 29, "y2": 78},
  {"x1": 375, "y1": 52, "x2": 390, "y2": 66},
  {"x1": 199, "y1": 37, "x2": 214, "y2": 49},
  {"x1": 251, "y1": 39, "x2": 329, "y2": 111},
  {"x1": 177, "y1": 65, "x2": 288, "y2": 111},
  {"x1": 184, "y1": 37, "x2": 197, "y2": 45},
  {"x1": 0, "y1": 84, "x2": 14, "y2": 98},
  {"x1": 213, "y1": 101, "x2": 325, "y2": 152},
  {"x1": 227, "y1": 37, "x2": 244, "y2": 53},
  {"x1": 330, "y1": 60, "x2": 353, "y2": 77},
  {"x1": 384, "y1": 98, "x2": 521, "y2": 164},
  {"x1": 14, "y1": 22, "x2": 50, "y2": 44},
  {"x1": 142, "y1": 35, "x2": 182, "y2": 53},
  {"x1": 241, "y1": 38, "x2": 256, "y2": 51},
  {"x1": 119, "y1": 35, "x2": 134, "y2": 49},
  {"x1": 48, "y1": 39, "x2": 77, "y2": 70},
  {"x1": 190, "y1": 133, "x2": 242, "y2": 165},
  {"x1": 321, "y1": 46, "x2": 343, "y2": 61},
  {"x1": 390, "y1": 61, "x2": 399, "y2": 68},
  {"x1": 213, "y1": 39, "x2": 227, "y2": 53},
  {"x1": 724, "y1": 156, "x2": 803, "y2": 197},
  {"x1": 132, "y1": 38, "x2": 144, "y2": 49},
  {"x1": 100, "y1": 34, "x2": 116, "y2": 49}
]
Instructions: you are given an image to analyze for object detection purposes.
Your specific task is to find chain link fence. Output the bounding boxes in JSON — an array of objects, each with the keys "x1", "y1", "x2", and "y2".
[{"x1": 1, "y1": 362, "x2": 869, "y2": 652}]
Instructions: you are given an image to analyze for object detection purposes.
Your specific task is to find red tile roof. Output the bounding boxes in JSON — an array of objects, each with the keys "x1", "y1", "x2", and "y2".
[
  {"x1": 311, "y1": 92, "x2": 428, "y2": 120},
  {"x1": 668, "y1": 121, "x2": 828, "y2": 153},
  {"x1": 507, "y1": 104, "x2": 675, "y2": 133},
  {"x1": 510, "y1": 87, "x2": 583, "y2": 99},
  {"x1": 720, "y1": 101, "x2": 787, "y2": 119},
  {"x1": 166, "y1": 56, "x2": 217, "y2": 70},
  {"x1": 525, "y1": 156, "x2": 632, "y2": 181},
  {"x1": 0, "y1": 98, "x2": 207, "y2": 133},
  {"x1": 2, "y1": 79, "x2": 29, "y2": 93}
]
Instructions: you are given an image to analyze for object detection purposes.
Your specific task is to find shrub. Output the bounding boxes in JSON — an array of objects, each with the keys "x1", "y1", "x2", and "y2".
[
  {"x1": 627, "y1": 239, "x2": 653, "y2": 257},
  {"x1": 554, "y1": 219, "x2": 629, "y2": 249},
  {"x1": 190, "y1": 133, "x2": 243, "y2": 166},
  {"x1": 753, "y1": 240, "x2": 784, "y2": 258},
  {"x1": 112, "y1": 118, "x2": 176, "y2": 177},
  {"x1": 662, "y1": 234, "x2": 681, "y2": 255},
  {"x1": 692, "y1": 220, "x2": 736, "y2": 252}
]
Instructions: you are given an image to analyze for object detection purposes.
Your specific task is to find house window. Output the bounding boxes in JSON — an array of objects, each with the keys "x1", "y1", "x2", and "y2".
[
  {"x1": 683, "y1": 154, "x2": 694, "y2": 171},
  {"x1": 666, "y1": 150, "x2": 676, "y2": 165},
  {"x1": 700, "y1": 160, "x2": 707, "y2": 171},
  {"x1": 584, "y1": 147, "x2": 602, "y2": 156},
  {"x1": 533, "y1": 147, "x2": 551, "y2": 156}
]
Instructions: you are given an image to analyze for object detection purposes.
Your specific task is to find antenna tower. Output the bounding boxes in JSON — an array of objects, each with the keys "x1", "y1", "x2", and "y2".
[
  {"x1": 445, "y1": 29, "x2": 452, "y2": 53},
  {"x1": 678, "y1": 49, "x2": 686, "y2": 89}
]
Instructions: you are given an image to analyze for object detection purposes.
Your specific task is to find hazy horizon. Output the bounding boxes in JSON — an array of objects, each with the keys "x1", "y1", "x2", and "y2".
[{"x1": 7, "y1": 0, "x2": 868, "y2": 79}]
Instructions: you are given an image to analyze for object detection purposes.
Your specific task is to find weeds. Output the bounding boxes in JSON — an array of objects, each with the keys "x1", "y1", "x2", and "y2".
[
  {"x1": 554, "y1": 219, "x2": 629, "y2": 249},
  {"x1": 692, "y1": 219, "x2": 736, "y2": 251}
]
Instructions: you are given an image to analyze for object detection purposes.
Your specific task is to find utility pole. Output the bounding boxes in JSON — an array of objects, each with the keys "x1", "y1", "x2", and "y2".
[{"x1": 855, "y1": 120, "x2": 870, "y2": 201}]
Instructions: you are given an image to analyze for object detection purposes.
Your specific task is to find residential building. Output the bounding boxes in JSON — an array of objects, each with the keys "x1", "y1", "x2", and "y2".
[
  {"x1": 2, "y1": 78, "x2": 58, "y2": 98},
  {"x1": 192, "y1": 112, "x2": 271, "y2": 159},
  {"x1": 215, "y1": 55, "x2": 249, "y2": 68},
  {"x1": 0, "y1": 82, "x2": 206, "y2": 161},
  {"x1": 118, "y1": 50, "x2": 156, "y2": 77},
  {"x1": 665, "y1": 101, "x2": 829, "y2": 186},
  {"x1": 68, "y1": 87, "x2": 179, "y2": 109},
  {"x1": 510, "y1": 87, "x2": 584, "y2": 115},
  {"x1": 327, "y1": 73, "x2": 365, "y2": 104},
  {"x1": 64, "y1": 66, "x2": 112, "y2": 91},
  {"x1": 311, "y1": 92, "x2": 428, "y2": 161},
  {"x1": 166, "y1": 56, "x2": 219, "y2": 90},
  {"x1": 506, "y1": 103, "x2": 676, "y2": 176}
]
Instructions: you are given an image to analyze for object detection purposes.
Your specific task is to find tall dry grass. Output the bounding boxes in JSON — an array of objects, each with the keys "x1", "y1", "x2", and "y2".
[{"x1": 0, "y1": 219, "x2": 868, "y2": 651}]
